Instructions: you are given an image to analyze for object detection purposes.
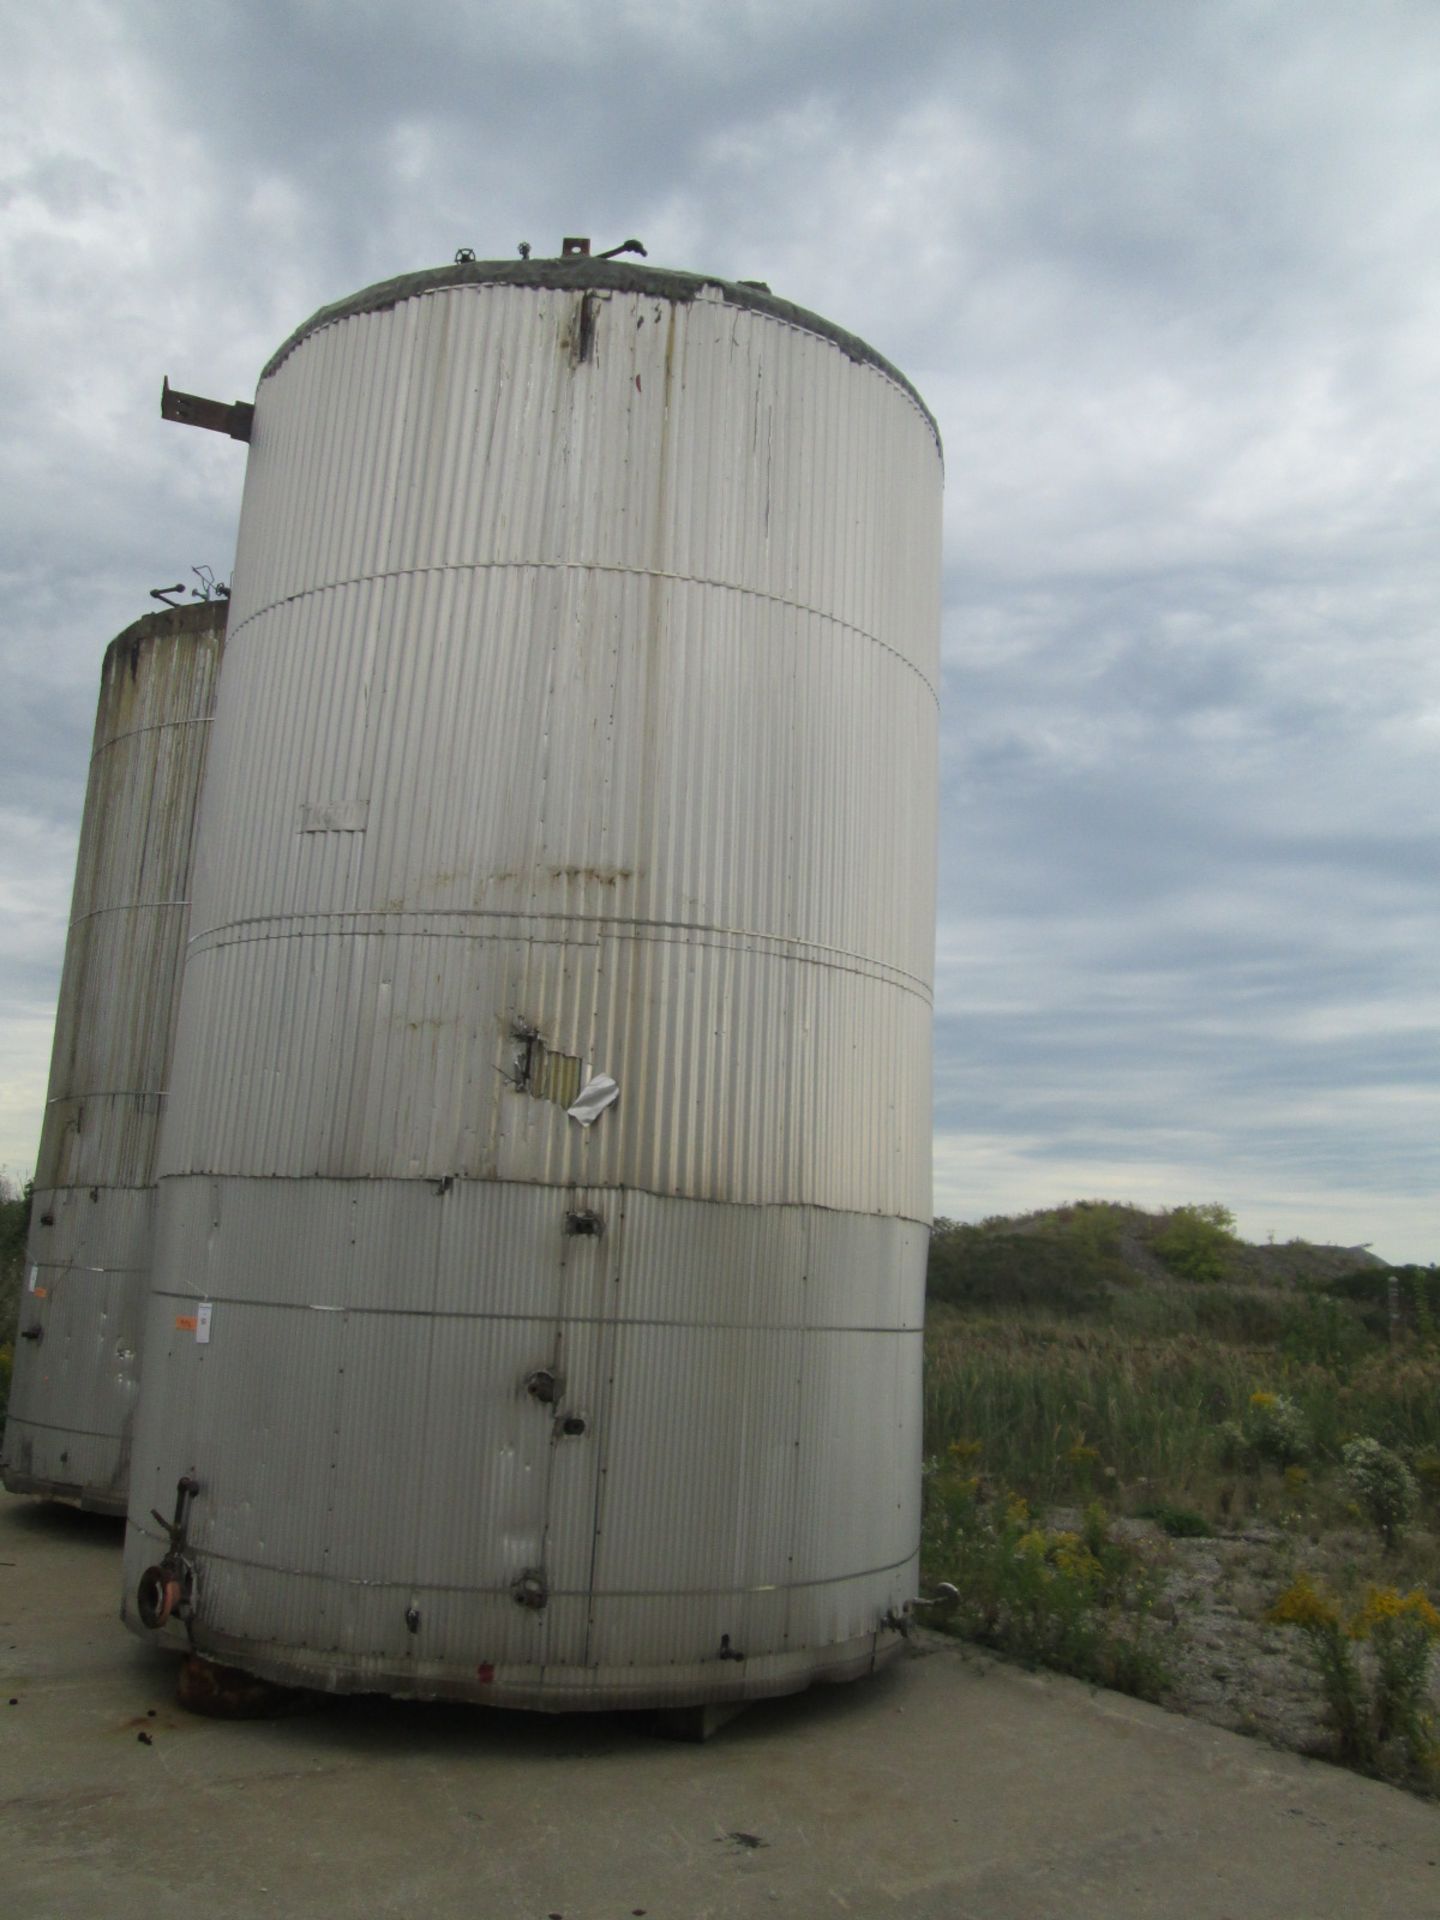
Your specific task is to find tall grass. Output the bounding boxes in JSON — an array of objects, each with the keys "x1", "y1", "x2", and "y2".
[{"x1": 924, "y1": 1302, "x2": 1440, "y2": 1506}]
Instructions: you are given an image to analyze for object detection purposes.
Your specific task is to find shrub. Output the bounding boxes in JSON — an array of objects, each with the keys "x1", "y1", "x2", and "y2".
[
  {"x1": 1268, "y1": 1576, "x2": 1371, "y2": 1764},
  {"x1": 921, "y1": 1477, "x2": 1169, "y2": 1699},
  {"x1": 1351, "y1": 1587, "x2": 1440, "y2": 1767},
  {"x1": 1320, "y1": 1265, "x2": 1440, "y2": 1345},
  {"x1": 1269, "y1": 1576, "x2": 1440, "y2": 1778},
  {"x1": 1279, "y1": 1293, "x2": 1371, "y2": 1375},
  {"x1": 0, "y1": 1178, "x2": 30, "y2": 1428},
  {"x1": 1135, "y1": 1502, "x2": 1211, "y2": 1538},
  {"x1": 1342, "y1": 1438, "x2": 1419, "y2": 1551},
  {"x1": 1412, "y1": 1449, "x2": 1440, "y2": 1508},
  {"x1": 1246, "y1": 1391, "x2": 1312, "y2": 1466},
  {"x1": 926, "y1": 1215, "x2": 1121, "y2": 1315},
  {"x1": 1217, "y1": 1391, "x2": 1312, "y2": 1470},
  {"x1": 1152, "y1": 1204, "x2": 1237, "y2": 1285}
]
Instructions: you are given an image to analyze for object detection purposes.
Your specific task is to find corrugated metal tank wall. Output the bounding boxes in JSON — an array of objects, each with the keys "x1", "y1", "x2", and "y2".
[
  {"x1": 123, "y1": 259, "x2": 942, "y2": 1708},
  {"x1": 2, "y1": 600, "x2": 227, "y2": 1511}
]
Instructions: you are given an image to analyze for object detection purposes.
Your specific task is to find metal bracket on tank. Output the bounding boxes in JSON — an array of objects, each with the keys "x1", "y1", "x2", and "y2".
[
  {"x1": 161, "y1": 377, "x2": 254, "y2": 443},
  {"x1": 559, "y1": 236, "x2": 649, "y2": 261}
]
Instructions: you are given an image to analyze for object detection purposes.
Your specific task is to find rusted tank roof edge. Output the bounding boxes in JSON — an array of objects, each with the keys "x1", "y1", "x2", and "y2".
[{"x1": 258, "y1": 258, "x2": 942, "y2": 456}]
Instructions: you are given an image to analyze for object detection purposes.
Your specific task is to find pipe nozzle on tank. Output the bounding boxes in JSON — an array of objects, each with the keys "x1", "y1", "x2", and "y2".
[{"x1": 134, "y1": 1473, "x2": 201, "y2": 1631}]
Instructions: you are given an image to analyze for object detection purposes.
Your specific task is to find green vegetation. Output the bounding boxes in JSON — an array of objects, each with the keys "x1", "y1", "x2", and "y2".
[
  {"x1": 0, "y1": 1179, "x2": 29, "y2": 1426},
  {"x1": 1133, "y1": 1501, "x2": 1211, "y2": 1539},
  {"x1": 927, "y1": 1202, "x2": 1132, "y2": 1314},
  {"x1": 1343, "y1": 1438, "x2": 1420, "y2": 1552},
  {"x1": 924, "y1": 1204, "x2": 1440, "y2": 1506},
  {"x1": 922, "y1": 1479, "x2": 1168, "y2": 1697},
  {"x1": 922, "y1": 1200, "x2": 1440, "y2": 1789},
  {"x1": 924, "y1": 1307, "x2": 1440, "y2": 1512},
  {"x1": 1268, "y1": 1577, "x2": 1440, "y2": 1780},
  {"x1": 1151, "y1": 1202, "x2": 1237, "y2": 1284}
]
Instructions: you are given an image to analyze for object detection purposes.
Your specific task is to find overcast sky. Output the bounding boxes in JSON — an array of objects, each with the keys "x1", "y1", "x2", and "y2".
[{"x1": 2, "y1": 1, "x2": 1436, "y2": 1259}]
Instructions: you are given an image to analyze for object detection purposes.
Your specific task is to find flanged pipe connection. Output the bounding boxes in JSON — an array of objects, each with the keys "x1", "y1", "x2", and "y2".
[{"x1": 135, "y1": 1472, "x2": 200, "y2": 1630}]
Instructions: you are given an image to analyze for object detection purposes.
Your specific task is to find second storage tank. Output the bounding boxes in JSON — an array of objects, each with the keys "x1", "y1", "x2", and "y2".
[
  {"x1": 124, "y1": 253, "x2": 942, "y2": 1708},
  {"x1": 3, "y1": 600, "x2": 227, "y2": 1511}
]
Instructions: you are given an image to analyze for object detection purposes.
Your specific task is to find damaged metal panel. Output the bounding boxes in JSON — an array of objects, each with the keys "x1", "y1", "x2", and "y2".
[
  {"x1": 125, "y1": 258, "x2": 940, "y2": 1708},
  {"x1": 2, "y1": 601, "x2": 226, "y2": 1511}
]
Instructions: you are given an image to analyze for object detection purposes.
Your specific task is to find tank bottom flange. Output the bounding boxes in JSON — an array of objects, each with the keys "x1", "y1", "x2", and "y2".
[{"x1": 132, "y1": 1613, "x2": 908, "y2": 1716}]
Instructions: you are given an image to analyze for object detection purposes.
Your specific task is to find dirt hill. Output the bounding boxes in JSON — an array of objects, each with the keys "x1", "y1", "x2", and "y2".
[{"x1": 927, "y1": 1200, "x2": 1406, "y2": 1325}]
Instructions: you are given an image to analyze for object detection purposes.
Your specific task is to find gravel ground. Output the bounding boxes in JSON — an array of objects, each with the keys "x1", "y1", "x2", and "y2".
[
  {"x1": 1118, "y1": 1518, "x2": 1440, "y2": 1776},
  {"x1": 1143, "y1": 1525, "x2": 1334, "y2": 1754}
]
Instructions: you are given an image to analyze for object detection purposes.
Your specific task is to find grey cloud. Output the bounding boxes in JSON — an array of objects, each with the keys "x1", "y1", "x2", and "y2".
[
  {"x1": 0, "y1": 153, "x2": 122, "y2": 218},
  {"x1": 2, "y1": 0, "x2": 1437, "y2": 1255}
]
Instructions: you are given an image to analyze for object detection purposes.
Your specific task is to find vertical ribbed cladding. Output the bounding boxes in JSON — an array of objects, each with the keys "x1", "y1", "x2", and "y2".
[
  {"x1": 2, "y1": 601, "x2": 227, "y2": 1513},
  {"x1": 125, "y1": 263, "x2": 941, "y2": 1708}
]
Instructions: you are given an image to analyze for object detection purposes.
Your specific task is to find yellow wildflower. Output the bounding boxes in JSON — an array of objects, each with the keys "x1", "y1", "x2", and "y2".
[
  {"x1": 1349, "y1": 1584, "x2": 1440, "y2": 1640},
  {"x1": 1249, "y1": 1391, "x2": 1278, "y2": 1411},
  {"x1": 1267, "y1": 1575, "x2": 1341, "y2": 1633},
  {"x1": 1348, "y1": 1586, "x2": 1404, "y2": 1639},
  {"x1": 1005, "y1": 1494, "x2": 1030, "y2": 1526},
  {"x1": 948, "y1": 1438, "x2": 983, "y2": 1462},
  {"x1": 1015, "y1": 1529, "x2": 1048, "y2": 1560},
  {"x1": 1051, "y1": 1539, "x2": 1103, "y2": 1583},
  {"x1": 1401, "y1": 1589, "x2": 1440, "y2": 1635}
]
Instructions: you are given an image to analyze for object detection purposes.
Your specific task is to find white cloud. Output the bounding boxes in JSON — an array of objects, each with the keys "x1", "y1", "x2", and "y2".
[{"x1": 0, "y1": 0, "x2": 1436, "y2": 1260}]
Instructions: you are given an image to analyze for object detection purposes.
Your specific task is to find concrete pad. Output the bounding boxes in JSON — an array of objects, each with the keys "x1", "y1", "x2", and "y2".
[{"x1": 2, "y1": 1492, "x2": 1435, "y2": 1918}]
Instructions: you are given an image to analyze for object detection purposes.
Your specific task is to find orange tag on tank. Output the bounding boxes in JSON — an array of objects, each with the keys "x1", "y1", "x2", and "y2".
[{"x1": 175, "y1": 1314, "x2": 198, "y2": 1331}]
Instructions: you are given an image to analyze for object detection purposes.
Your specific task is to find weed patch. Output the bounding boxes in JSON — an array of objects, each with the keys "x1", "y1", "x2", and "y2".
[
  {"x1": 922, "y1": 1475, "x2": 1169, "y2": 1699},
  {"x1": 1268, "y1": 1576, "x2": 1440, "y2": 1783},
  {"x1": 922, "y1": 1200, "x2": 1440, "y2": 1796}
]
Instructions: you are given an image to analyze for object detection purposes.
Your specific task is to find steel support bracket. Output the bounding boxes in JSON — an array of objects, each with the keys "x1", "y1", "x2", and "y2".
[{"x1": 161, "y1": 377, "x2": 254, "y2": 442}]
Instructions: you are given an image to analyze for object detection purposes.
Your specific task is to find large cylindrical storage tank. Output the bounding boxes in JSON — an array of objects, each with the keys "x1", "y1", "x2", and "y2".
[
  {"x1": 3, "y1": 600, "x2": 227, "y2": 1512},
  {"x1": 123, "y1": 256, "x2": 941, "y2": 1709}
]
